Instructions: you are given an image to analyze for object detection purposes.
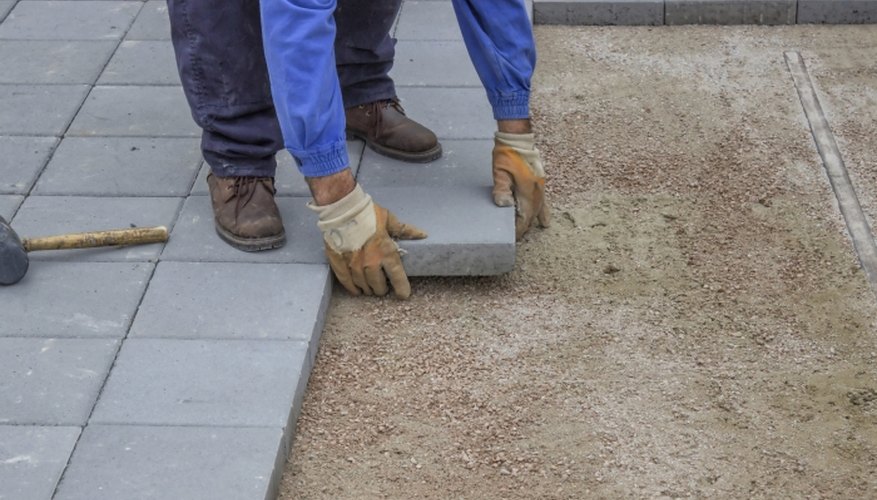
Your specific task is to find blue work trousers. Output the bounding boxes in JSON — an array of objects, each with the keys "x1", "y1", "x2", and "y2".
[{"x1": 167, "y1": 0, "x2": 401, "y2": 178}]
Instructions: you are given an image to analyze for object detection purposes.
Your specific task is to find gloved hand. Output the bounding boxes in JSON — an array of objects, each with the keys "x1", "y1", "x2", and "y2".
[
  {"x1": 309, "y1": 184, "x2": 427, "y2": 299},
  {"x1": 492, "y1": 132, "x2": 551, "y2": 240}
]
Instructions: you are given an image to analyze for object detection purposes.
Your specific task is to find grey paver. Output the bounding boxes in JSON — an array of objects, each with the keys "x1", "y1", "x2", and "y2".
[
  {"x1": 125, "y1": 0, "x2": 170, "y2": 40},
  {"x1": 0, "y1": 262, "x2": 153, "y2": 338},
  {"x1": 0, "y1": 338, "x2": 118, "y2": 425},
  {"x1": 33, "y1": 137, "x2": 201, "y2": 196},
  {"x1": 0, "y1": 85, "x2": 90, "y2": 135},
  {"x1": 368, "y1": 185, "x2": 515, "y2": 276},
  {"x1": 0, "y1": 1, "x2": 141, "y2": 40},
  {"x1": 54, "y1": 425, "x2": 284, "y2": 500},
  {"x1": 392, "y1": 40, "x2": 480, "y2": 87},
  {"x1": 534, "y1": 0, "x2": 664, "y2": 25},
  {"x1": 358, "y1": 139, "x2": 494, "y2": 189},
  {"x1": 98, "y1": 40, "x2": 180, "y2": 85},
  {"x1": 0, "y1": 425, "x2": 81, "y2": 500},
  {"x1": 798, "y1": 0, "x2": 877, "y2": 23},
  {"x1": 161, "y1": 195, "x2": 326, "y2": 264},
  {"x1": 397, "y1": 87, "x2": 495, "y2": 139},
  {"x1": 191, "y1": 140, "x2": 365, "y2": 197},
  {"x1": 67, "y1": 85, "x2": 199, "y2": 137},
  {"x1": 130, "y1": 261, "x2": 331, "y2": 341},
  {"x1": 90, "y1": 339, "x2": 310, "y2": 427},
  {"x1": 0, "y1": 136, "x2": 58, "y2": 194},
  {"x1": 396, "y1": 0, "x2": 462, "y2": 40},
  {"x1": 0, "y1": 1, "x2": 14, "y2": 22},
  {"x1": 0, "y1": 40, "x2": 117, "y2": 84},
  {"x1": 0, "y1": 195, "x2": 24, "y2": 219},
  {"x1": 11, "y1": 196, "x2": 181, "y2": 262},
  {"x1": 665, "y1": 0, "x2": 796, "y2": 24}
]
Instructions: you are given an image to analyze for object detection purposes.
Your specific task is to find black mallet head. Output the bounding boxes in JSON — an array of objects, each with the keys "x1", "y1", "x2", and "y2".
[{"x1": 0, "y1": 215, "x2": 28, "y2": 286}]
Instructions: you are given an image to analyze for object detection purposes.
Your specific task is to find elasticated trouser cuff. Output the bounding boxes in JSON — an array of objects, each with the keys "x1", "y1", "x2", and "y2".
[
  {"x1": 489, "y1": 91, "x2": 530, "y2": 121},
  {"x1": 291, "y1": 139, "x2": 350, "y2": 178}
]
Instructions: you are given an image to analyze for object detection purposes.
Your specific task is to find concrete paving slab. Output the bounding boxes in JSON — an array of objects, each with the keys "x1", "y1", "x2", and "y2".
[
  {"x1": 368, "y1": 185, "x2": 515, "y2": 276},
  {"x1": 397, "y1": 87, "x2": 495, "y2": 139},
  {"x1": 392, "y1": 40, "x2": 480, "y2": 87},
  {"x1": 54, "y1": 425, "x2": 284, "y2": 500},
  {"x1": 0, "y1": 195, "x2": 24, "y2": 219},
  {"x1": 90, "y1": 339, "x2": 309, "y2": 427},
  {"x1": 798, "y1": 0, "x2": 877, "y2": 23},
  {"x1": 358, "y1": 139, "x2": 494, "y2": 189},
  {"x1": 665, "y1": 0, "x2": 796, "y2": 24},
  {"x1": 0, "y1": 338, "x2": 118, "y2": 425},
  {"x1": 534, "y1": 0, "x2": 664, "y2": 25},
  {"x1": 0, "y1": 1, "x2": 141, "y2": 40},
  {"x1": 130, "y1": 261, "x2": 331, "y2": 341},
  {"x1": 125, "y1": 0, "x2": 170, "y2": 40},
  {"x1": 98, "y1": 40, "x2": 180, "y2": 85},
  {"x1": 0, "y1": 40, "x2": 117, "y2": 84},
  {"x1": 162, "y1": 195, "x2": 326, "y2": 264},
  {"x1": 11, "y1": 196, "x2": 181, "y2": 262},
  {"x1": 0, "y1": 136, "x2": 58, "y2": 194},
  {"x1": 33, "y1": 137, "x2": 201, "y2": 196},
  {"x1": 0, "y1": 85, "x2": 89, "y2": 136},
  {"x1": 0, "y1": 425, "x2": 81, "y2": 500},
  {"x1": 0, "y1": 1, "x2": 14, "y2": 22},
  {"x1": 191, "y1": 140, "x2": 365, "y2": 197},
  {"x1": 396, "y1": 0, "x2": 462, "y2": 40},
  {"x1": 67, "y1": 85, "x2": 199, "y2": 137},
  {"x1": 0, "y1": 262, "x2": 152, "y2": 339}
]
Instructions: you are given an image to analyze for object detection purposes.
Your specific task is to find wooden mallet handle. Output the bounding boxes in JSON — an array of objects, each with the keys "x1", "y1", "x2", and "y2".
[{"x1": 23, "y1": 226, "x2": 169, "y2": 252}]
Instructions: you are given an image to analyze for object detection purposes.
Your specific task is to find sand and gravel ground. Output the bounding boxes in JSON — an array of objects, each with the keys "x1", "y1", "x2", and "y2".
[{"x1": 279, "y1": 26, "x2": 877, "y2": 499}]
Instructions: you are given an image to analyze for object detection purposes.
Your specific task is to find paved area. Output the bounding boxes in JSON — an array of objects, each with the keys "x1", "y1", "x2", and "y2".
[{"x1": 0, "y1": 1, "x2": 514, "y2": 499}]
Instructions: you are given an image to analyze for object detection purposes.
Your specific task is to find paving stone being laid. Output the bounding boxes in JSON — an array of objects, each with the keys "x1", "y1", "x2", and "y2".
[
  {"x1": 67, "y1": 85, "x2": 199, "y2": 137},
  {"x1": 97, "y1": 40, "x2": 180, "y2": 85},
  {"x1": 12, "y1": 195, "x2": 181, "y2": 262},
  {"x1": 392, "y1": 40, "x2": 480, "y2": 87},
  {"x1": 534, "y1": 0, "x2": 664, "y2": 25},
  {"x1": 0, "y1": 338, "x2": 118, "y2": 425},
  {"x1": 357, "y1": 139, "x2": 494, "y2": 189},
  {"x1": 665, "y1": 0, "x2": 796, "y2": 24},
  {"x1": 0, "y1": 425, "x2": 81, "y2": 500},
  {"x1": 130, "y1": 261, "x2": 331, "y2": 341},
  {"x1": 0, "y1": 40, "x2": 117, "y2": 84},
  {"x1": 798, "y1": 0, "x2": 877, "y2": 23},
  {"x1": 0, "y1": 1, "x2": 141, "y2": 40},
  {"x1": 162, "y1": 195, "x2": 326, "y2": 264},
  {"x1": 0, "y1": 85, "x2": 90, "y2": 136},
  {"x1": 395, "y1": 0, "x2": 463, "y2": 40},
  {"x1": 125, "y1": 0, "x2": 170, "y2": 40},
  {"x1": 0, "y1": 195, "x2": 23, "y2": 220},
  {"x1": 54, "y1": 425, "x2": 285, "y2": 500},
  {"x1": 33, "y1": 137, "x2": 201, "y2": 196},
  {"x1": 0, "y1": 136, "x2": 58, "y2": 194},
  {"x1": 367, "y1": 185, "x2": 516, "y2": 276},
  {"x1": 396, "y1": 87, "x2": 496, "y2": 139},
  {"x1": 90, "y1": 339, "x2": 310, "y2": 427},
  {"x1": 191, "y1": 140, "x2": 365, "y2": 197},
  {"x1": 0, "y1": 262, "x2": 153, "y2": 339}
]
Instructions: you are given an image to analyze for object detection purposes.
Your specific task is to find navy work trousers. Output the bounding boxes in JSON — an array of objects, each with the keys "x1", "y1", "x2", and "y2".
[{"x1": 167, "y1": 0, "x2": 401, "y2": 178}]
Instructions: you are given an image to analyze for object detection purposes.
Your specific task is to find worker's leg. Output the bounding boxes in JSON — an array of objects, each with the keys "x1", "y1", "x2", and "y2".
[{"x1": 167, "y1": 0, "x2": 285, "y2": 251}]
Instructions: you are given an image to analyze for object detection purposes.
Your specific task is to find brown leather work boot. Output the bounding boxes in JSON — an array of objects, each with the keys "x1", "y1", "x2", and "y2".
[
  {"x1": 206, "y1": 173, "x2": 286, "y2": 252},
  {"x1": 345, "y1": 98, "x2": 442, "y2": 163}
]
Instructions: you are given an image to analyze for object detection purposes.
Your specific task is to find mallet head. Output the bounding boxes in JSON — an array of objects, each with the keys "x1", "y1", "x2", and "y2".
[{"x1": 0, "y1": 215, "x2": 28, "y2": 286}]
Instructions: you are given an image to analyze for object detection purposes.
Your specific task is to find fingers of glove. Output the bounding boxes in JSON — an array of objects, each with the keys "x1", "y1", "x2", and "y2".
[
  {"x1": 381, "y1": 252, "x2": 412, "y2": 299},
  {"x1": 514, "y1": 194, "x2": 538, "y2": 241},
  {"x1": 364, "y1": 265, "x2": 390, "y2": 297},
  {"x1": 385, "y1": 210, "x2": 428, "y2": 240},
  {"x1": 492, "y1": 168, "x2": 515, "y2": 207},
  {"x1": 326, "y1": 249, "x2": 360, "y2": 296},
  {"x1": 348, "y1": 252, "x2": 374, "y2": 296},
  {"x1": 537, "y1": 191, "x2": 552, "y2": 228}
]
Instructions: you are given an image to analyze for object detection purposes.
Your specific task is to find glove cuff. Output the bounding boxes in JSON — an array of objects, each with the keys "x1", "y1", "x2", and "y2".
[
  {"x1": 494, "y1": 132, "x2": 545, "y2": 177},
  {"x1": 308, "y1": 184, "x2": 377, "y2": 253}
]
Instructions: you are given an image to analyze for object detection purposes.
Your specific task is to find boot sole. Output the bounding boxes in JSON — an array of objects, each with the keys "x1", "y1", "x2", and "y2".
[
  {"x1": 347, "y1": 131, "x2": 443, "y2": 163},
  {"x1": 214, "y1": 223, "x2": 286, "y2": 252}
]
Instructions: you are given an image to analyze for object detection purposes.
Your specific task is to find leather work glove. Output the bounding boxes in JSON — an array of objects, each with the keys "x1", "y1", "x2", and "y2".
[
  {"x1": 309, "y1": 184, "x2": 427, "y2": 299},
  {"x1": 492, "y1": 132, "x2": 551, "y2": 240}
]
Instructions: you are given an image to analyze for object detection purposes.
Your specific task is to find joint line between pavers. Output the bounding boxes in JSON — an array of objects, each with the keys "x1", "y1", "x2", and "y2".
[{"x1": 785, "y1": 51, "x2": 877, "y2": 293}]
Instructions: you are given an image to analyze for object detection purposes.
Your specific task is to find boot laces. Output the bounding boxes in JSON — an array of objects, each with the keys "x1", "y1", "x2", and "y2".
[
  {"x1": 231, "y1": 177, "x2": 273, "y2": 219},
  {"x1": 364, "y1": 98, "x2": 405, "y2": 134}
]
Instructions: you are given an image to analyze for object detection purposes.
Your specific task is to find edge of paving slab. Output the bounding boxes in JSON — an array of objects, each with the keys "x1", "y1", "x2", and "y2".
[{"x1": 532, "y1": 0, "x2": 877, "y2": 25}]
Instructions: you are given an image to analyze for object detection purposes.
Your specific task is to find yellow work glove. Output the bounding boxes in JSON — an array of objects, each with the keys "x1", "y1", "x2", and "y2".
[
  {"x1": 309, "y1": 184, "x2": 427, "y2": 299},
  {"x1": 492, "y1": 132, "x2": 551, "y2": 240}
]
